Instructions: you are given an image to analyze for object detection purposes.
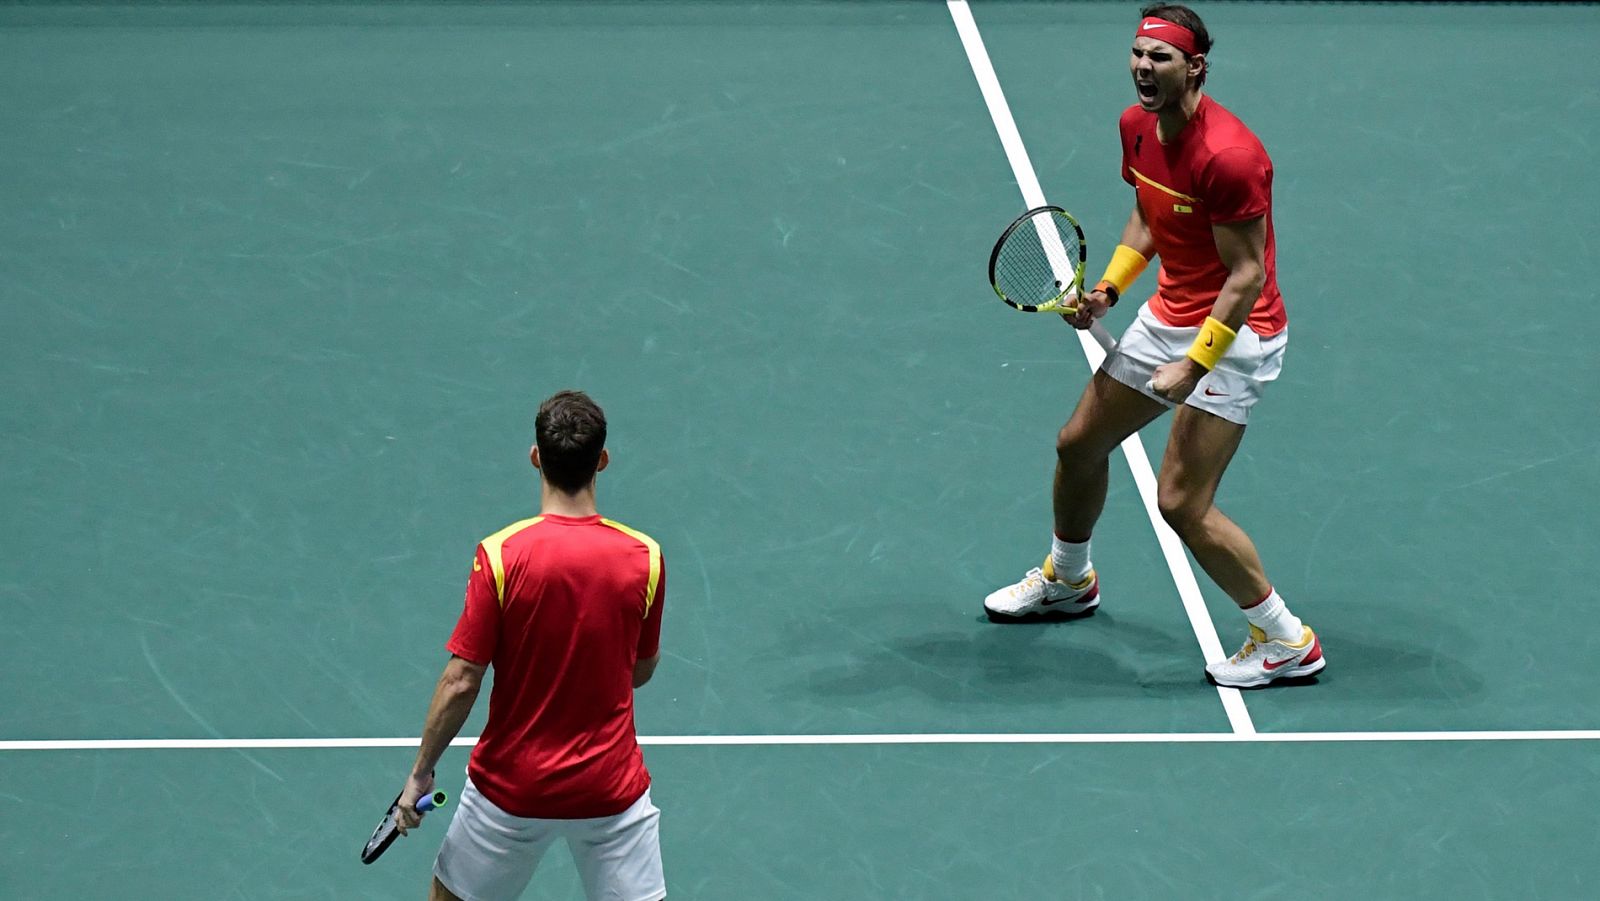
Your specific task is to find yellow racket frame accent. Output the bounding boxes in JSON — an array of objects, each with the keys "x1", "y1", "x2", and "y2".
[{"x1": 988, "y1": 206, "x2": 1087, "y2": 315}]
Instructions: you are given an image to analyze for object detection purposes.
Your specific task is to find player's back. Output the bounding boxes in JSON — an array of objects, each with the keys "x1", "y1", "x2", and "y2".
[{"x1": 463, "y1": 513, "x2": 664, "y2": 818}]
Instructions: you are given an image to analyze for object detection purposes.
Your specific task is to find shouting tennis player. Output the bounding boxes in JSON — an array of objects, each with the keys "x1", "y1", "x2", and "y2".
[
  {"x1": 983, "y1": 4, "x2": 1324, "y2": 689},
  {"x1": 395, "y1": 390, "x2": 668, "y2": 900}
]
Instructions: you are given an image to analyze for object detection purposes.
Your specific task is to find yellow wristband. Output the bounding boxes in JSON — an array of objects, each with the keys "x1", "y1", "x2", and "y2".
[
  {"x1": 1186, "y1": 317, "x2": 1238, "y2": 371},
  {"x1": 1097, "y1": 244, "x2": 1149, "y2": 296}
]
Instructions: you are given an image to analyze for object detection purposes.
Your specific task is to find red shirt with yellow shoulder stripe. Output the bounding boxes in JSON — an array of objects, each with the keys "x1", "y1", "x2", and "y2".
[
  {"x1": 447, "y1": 513, "x2": 665, "y2": 819},
  {"x1": 1118, "y1": 95, "x2": 1287, "y2": 336}
]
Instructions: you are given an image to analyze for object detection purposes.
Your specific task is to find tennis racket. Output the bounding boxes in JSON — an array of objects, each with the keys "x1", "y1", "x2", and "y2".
[
  {"x1": 361, "y1": 786, "x2": 449, "y2": 864},
  {"x1": 987, "y1": 205, "x2": 1118, "y2": 353}
]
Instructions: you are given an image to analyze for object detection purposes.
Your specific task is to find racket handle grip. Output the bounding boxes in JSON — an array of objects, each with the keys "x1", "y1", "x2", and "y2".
[
  {"x1": 415, "y1": 791, "x2": 449, "y2": 814},
  {"x1": 1087, "y1": 321, "x2": 1118, "y2": 354}
]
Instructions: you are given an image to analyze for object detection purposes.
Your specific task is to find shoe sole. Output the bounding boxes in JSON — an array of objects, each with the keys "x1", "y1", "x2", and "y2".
[
  {"x1": 984, "y1": 600, "x2": 1100, "y2": 623},
  {"x1": 1205, "y1": 656, "x2": 1326, "y2": 689}
]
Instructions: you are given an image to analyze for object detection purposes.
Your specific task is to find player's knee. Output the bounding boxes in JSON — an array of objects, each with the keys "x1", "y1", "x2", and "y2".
[
  {"x1": 1156, "y1": 486, "x2": 1205, "y2": 536},
  {"x1": 1055, "y1": 423, "x2": 1098, "y2": 471}
]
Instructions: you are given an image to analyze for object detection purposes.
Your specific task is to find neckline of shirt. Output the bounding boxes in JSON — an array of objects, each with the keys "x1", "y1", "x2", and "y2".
[{"x1": 540, "y1": 513, "x2": 603, "y2": 525}]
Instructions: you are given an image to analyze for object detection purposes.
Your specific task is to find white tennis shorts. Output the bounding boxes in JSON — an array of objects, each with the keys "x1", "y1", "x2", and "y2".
[
  {"x1": 434, "y1": 778, "x2": 665, "y2": 901},
  {"x1": 1103, "y1": 302, "x2": 1287, "y2": 425}
]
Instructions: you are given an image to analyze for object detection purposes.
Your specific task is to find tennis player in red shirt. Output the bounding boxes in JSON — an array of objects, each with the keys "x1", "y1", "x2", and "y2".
[
  {"x1": 984, "y1": 4, "x2": 1324, "y2": 689},
  {"x1": 395, "y1": 390, "x2": 668, "y2": 901}
]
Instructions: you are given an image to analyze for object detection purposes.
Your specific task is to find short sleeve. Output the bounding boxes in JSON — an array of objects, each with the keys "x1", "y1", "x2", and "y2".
[
  {"x1": 637, "y1": 556, "x2": 665, "y2": 660},
  {"x1": 446, "y1": 545, "x2": 500, "y2": 665},
  {"x1": 1118, "y1": 107, "x2": 1140, "y2": 186},
  {"x1": 1200, "y1": 146, "x2": 1270, "y2": 223}
]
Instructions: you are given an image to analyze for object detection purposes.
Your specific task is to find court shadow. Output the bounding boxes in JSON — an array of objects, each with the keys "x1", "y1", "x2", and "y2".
[
  {"x1": 1305, "y1": 631, "x2": 1483, "y2": 702},
  {"x1": 1284, "y1": 599, "x2": 1486, "y2": 703},
  {"x1": 778, "y1": 605, "x2": 1217, "y2": 705}
]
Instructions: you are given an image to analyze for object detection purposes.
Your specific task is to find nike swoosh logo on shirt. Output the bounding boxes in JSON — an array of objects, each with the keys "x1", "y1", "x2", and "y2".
[{"x1": 1203, "y1": 387, "x2": 1228, "y2": 397}]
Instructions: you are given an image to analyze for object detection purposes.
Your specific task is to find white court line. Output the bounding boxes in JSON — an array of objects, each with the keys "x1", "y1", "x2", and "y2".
[
  {"x1": 946, "y1": 0, "x2": 1254, "y2": 735},
  {"x1": 4, "y1": 731, "x2": 1600, "y2": 751}
]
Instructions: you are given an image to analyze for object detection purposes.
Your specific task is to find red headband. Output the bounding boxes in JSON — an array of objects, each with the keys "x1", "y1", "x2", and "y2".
[{"x1": 1135, "y1": 17, "x2": 1199, "y2": 56}]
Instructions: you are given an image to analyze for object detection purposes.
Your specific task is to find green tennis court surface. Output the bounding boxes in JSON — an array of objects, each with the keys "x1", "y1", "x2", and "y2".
[{"x1": 4, "y1": 2, "x2": 1598, "y2": 898}]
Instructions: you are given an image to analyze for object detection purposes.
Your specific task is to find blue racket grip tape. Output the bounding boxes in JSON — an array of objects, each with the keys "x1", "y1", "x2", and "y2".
[{"x1": 416, "y1": 791, "x2": 449, "y2": 813}]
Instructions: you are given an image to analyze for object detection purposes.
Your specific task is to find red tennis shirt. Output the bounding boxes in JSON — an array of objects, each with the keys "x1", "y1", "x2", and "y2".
[
  {"x1": 1118, "y1": 96, "x2": 1287, "y2": 336},
  {"x1": 447, "y1": 513, "x2": 665, "y2": 818}
]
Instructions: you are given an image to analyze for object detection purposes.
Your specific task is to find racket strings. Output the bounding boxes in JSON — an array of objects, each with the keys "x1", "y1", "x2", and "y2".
[{"x1": 993, "y1": 212, "x2": 1083, "y2": 307}]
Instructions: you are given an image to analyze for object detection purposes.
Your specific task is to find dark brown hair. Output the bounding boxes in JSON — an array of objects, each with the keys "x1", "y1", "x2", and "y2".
[
  {"x1": 1140, "y1": 3, "x2": 1212, "y2": 86},
  {"x1": 535, "y1": 390, "x2": 607, "y2": 494}
]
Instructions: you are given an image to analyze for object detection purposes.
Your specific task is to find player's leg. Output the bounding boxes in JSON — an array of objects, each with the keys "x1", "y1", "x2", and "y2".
[
  {"x1": 1158, "y1": 404, "x2": 1322, "y2": 687},
  {"x1": 568, "y1": 789, "x2": 666, "y2": 901},
  {"x1": 1156, "y1": 404, "x2": 1268, "y2": 601},
  {"x1": 1053, "y1": 369, "x2": 1167, "y2": 540},
  {"x1": 984, "y1": 369, "x2": 1165, "y2": 621},
  {"x1": 429, "y1": 876, "x2": 464, "y2": 901},
  {"x1": 433, "y1": 778, "x2": 558, "y2": 901}
]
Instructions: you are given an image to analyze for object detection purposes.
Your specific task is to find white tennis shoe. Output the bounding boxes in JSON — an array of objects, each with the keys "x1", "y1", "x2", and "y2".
[
  {"x1": 1206, "y1": 625, "x2": 1325, "y2": 688},
  {"x1": 983, "y1": 559, "x2": 1100, "y2": 621}
]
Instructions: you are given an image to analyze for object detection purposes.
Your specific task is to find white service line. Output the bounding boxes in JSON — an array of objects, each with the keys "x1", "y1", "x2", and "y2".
[
  {"x1": 5, "y1": 731, "x2": 1600, "y2": 751},
  {"x1": 945, "y1": 0, "x2": 1253, "y2": 734}
]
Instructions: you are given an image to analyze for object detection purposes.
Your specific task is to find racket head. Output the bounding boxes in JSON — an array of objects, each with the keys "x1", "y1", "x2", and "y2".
[
  {"x1": 360, "y1": 793, "x2": 403, "y2": 865},
  {"x1": 361, "y1": 775, "x2": 447, "y2": 864},
  {"x1": 987, "y1": 205, "x2": 1087, "y2": 313}
]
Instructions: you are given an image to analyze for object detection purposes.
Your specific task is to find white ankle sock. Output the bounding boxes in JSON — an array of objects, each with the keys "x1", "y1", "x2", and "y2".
[
  {"x1": 1244, "y1": 589, "x2": 1303, "y2": 642},
  {"x1": 1049, "y1": 535, "x2": 1092, "y2": 584}
]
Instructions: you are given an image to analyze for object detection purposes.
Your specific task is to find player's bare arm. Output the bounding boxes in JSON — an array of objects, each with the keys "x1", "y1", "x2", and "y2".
[
  {"x1": 633, "y1": 652, "x2": 660, "y2": 688},
  {"x1": 1070, "y1": 202, "x2": 1155, "y2": 328},
  {"x1": 1149, "y1": 214, "x2": 1266, "y2": 401},
  {"x1": 397, "y1": 655, "x2": 487, "y2": 833},
  {"x1": 1204, "y1": 214, "x2": 1267, "y2": 331}
]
